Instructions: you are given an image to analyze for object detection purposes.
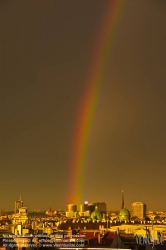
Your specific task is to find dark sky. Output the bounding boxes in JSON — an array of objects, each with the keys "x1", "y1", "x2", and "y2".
[{"x1": 1, "y1": 0, "x2": 166, "y2": 212}]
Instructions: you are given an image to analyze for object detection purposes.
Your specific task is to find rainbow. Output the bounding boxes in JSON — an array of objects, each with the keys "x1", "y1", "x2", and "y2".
[{"x1": 67, "y1": 0, "x2": 130, "y2": 205}]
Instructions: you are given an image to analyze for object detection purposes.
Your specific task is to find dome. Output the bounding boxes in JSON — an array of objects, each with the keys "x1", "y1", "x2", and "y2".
[
  {"x1": 119, "y1": 208, "x2": 130, "y2": 216},
  {"x1": 91, "y1": 210, "x2": 102, "y2": 220},
  {"x1": 119, "y1": 208, "x2": 130, "y2": 221}
]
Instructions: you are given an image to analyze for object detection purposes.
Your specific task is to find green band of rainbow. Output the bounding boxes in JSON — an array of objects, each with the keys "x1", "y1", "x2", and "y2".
[{"x1": 67, "y1": 0, "x2": 130, "y2": 206}]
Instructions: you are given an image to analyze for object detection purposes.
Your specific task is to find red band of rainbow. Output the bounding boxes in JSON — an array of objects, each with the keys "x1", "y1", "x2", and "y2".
[{"x1": 67, "y1": 0, "x2": 130, "y2": 206}]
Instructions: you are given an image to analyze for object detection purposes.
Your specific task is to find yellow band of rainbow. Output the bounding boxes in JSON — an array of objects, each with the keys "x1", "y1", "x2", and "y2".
[{"x1": 67, "y1": 0, "x2": 130, "y2": 206}]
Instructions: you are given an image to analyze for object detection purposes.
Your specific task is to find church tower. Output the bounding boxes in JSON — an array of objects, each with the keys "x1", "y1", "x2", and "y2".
[
  {"x1": 121, "y1": 190, "x2": 124, "y2": 209},
  {"x1": 119, "y1": 190, "x2": 130, "y2": 221}
]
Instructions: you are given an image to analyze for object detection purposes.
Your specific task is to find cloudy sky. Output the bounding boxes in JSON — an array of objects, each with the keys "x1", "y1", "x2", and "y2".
[{"x1": 1, "y1": 0, "x2": 166, "y2": 211}]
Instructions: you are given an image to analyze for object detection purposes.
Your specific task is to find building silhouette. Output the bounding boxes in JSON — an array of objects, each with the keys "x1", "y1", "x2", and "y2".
[{"x1": 92, "y1": 202, "x2": 107, "y2": 214}]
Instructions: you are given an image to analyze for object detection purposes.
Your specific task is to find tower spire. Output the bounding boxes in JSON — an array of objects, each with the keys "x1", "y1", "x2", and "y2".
[{"x1": 121, "y1": 190, "x2": 124, "y2": 209}]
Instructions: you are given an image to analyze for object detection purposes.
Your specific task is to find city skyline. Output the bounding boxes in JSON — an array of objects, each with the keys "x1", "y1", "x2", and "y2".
[
  {"x1": 1, "y1": 0, "x2": 166, "y2": 211},
  {"x1": 1, "y1": 195, "x2": 165, "y2": 214}
]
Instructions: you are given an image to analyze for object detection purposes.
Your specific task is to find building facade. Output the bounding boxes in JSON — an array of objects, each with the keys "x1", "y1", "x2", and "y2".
[
  {"x1": 66, "y1": 204, "x2": 77, "y2": 212},
  {"x1": 15, "y1": 196, "x2": 23, "y2": 213},
  {"x1": 131, "y1": 202, "x2": 146, "y2": 219},
  {"x1": 92, "y1": 202, "x2": 107, "y2": 214}
]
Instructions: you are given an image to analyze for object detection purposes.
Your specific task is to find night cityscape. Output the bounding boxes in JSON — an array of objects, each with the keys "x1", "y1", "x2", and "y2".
[{"x1": 1, "y1": 0, "x2": 166, "y2": 249}]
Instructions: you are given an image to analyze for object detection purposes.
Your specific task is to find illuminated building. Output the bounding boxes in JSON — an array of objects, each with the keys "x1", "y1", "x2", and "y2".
[
  {"x1": 66, "y1": 204, "x2": 77, "y2": 217},
  {"x1": 90, "y1": 205, "x2": 102, "y2": 220},
  {"x1": 66, "y1": 204, "x2": 77, "y2": 212},
  {"x1": 78, "y1": 203, "x2": 90, "y2": 217},
  {"x1": 15, "y1": 196, "x2": 23, "y2": 213},
  {"x1": 131, "y1": 202, "x2": 146, "y2": 219},
  {"x1": 11, "y1": 207, "x2": 28, "y2": 225},
  {"x1": 80, "y1": 203, "x2": 88, "y2": 212},
  {"x1": 45, "y1": 207, "x2": 54, "y2": 216}
]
